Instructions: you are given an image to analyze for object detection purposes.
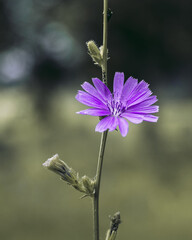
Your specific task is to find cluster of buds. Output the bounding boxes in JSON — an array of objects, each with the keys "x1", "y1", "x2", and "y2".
[
  {"x1": 105, "y1": 212, "x2": 121, "y2": 240},
  {"x1": 43, "y1": 154, "x2": 95, "y2": 197}
]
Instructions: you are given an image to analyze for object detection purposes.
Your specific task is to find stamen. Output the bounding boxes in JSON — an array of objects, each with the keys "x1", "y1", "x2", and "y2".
[{"x1": 107, "y1": 98, "x2": 126, "y2": 117}]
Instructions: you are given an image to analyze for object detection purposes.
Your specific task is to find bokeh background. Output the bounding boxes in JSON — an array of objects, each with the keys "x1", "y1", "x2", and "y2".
[{"x1": 0, "y1": 0, "x2": 192, "y2": 240}]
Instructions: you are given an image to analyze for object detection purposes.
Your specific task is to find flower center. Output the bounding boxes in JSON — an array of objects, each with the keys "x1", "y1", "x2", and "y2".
[{"x1": 108, "y1": 99, "x2": 126, "y2": 117}]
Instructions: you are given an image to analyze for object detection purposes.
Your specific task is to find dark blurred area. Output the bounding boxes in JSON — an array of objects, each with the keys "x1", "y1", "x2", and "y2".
[
  {"x1": 0, "y1": 0, "x2": 191, "y2": 97},
  {"x1": 0, "y1": 1, "x2": 192, "y2": 240}
]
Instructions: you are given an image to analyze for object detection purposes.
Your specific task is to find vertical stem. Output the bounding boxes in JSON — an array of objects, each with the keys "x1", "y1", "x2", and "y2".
[
  {"x1": 93, "y1": 131, "x2": 108, "y2": 240},
  {"x1": 93, "y1": 1, "x2": 108, "y2": 240},
  {"x1": 102, "y1": 0, "x2": 108, "y2": 85}
]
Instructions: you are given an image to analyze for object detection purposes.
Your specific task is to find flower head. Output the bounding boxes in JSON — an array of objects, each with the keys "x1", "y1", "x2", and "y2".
[{"x1": 76, "y1": 72, "x2": 159, "y2": 137}]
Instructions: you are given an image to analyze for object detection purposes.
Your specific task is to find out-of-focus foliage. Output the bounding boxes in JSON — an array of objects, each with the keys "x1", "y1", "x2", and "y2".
[
  {"x1": 0, "y1": 0, "x2": 192, "y2": 240},
  {"x1": 0, "y1": 89, "x2": 192, "y2": 240}
]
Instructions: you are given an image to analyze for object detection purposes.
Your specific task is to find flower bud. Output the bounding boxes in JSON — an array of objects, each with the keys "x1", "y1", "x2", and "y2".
[
  {"x1": 105, "y1": 212, "x2": 121, "y2": 240},
  {"x1": 86, "y1": 40, "x2": 103, "y2": 66},
  {"x1": 43, "y1": 154, "x2": 95, "y2": 197},
  {"x1": 81, "y1": 175, "x2": 95, "y2": 195},
  {"x1": 43, "y1": 154, "x2": 76, "y2": 183},
  {"x1": 43, "y1": 154, "x2": 83, "y2": 190}
]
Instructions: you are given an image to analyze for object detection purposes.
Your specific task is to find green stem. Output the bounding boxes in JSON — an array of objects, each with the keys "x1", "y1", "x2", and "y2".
[
  {"x1": 93, "y1": 131, "x2": 108, "y2": 240},
  {"x1": 102, "y1": 0, "x2": 108, "y2": 85},
  {"x1": 93, "y1": 1, "x2": 108, "y2": 240}
]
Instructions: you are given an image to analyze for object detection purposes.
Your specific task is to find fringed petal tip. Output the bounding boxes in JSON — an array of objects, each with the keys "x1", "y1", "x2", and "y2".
[{"x1": 143, "y1": 115, "x2": 159, "y2": 122}]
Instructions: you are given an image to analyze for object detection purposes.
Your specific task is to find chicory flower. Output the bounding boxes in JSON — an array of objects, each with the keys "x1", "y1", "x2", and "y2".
[{"x1": 76, "y1": 72, "x2": 159, "y2": 137}]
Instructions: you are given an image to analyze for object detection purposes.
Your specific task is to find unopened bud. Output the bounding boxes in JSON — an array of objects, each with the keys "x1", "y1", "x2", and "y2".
[
  {"x1": 43, "y1": 154, "x2": 75, "y2": 182},
  {"x1": 105, "y1": 212, "x2": 121, "y2": 240},
  {"x1": 81, "y1": 175, "x2": 95, "y2": 195},
  {"x1": 43, "y1": 154, "x2": 95, "y2": 197},
  {"x1": 86, "y1": 40, "x2": 103, "y2": 66},
  {"x1": 43, "y1": 154, "x2": 81, "y2": 189}
]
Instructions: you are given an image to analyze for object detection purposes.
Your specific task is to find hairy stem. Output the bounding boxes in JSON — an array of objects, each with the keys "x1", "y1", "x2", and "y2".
[{"x1": 93, "y1": 0, "x2": 108, "y2": 240}]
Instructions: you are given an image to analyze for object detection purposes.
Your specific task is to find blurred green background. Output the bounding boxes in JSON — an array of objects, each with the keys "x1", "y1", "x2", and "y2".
[{"x1": 0, "y1": 0, "x2": 192, "y2": 240}]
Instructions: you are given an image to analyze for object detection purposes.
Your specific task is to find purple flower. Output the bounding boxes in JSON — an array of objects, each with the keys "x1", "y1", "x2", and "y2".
[{"x1": 76, "y1": 72, "x2": 159, "y2": 137}]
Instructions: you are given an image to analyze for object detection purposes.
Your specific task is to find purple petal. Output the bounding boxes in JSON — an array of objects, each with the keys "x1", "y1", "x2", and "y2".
[
  {"x1": 76, "y1": 108, "x2": 110, "y2": 116},
  {"x1": 113, "y1": 72, "x2": 124, "y2": 100},
  {"x1": 127, "y1": 80, "x2": 149, "y2": 101},
  {"x1": 92, "y1": 78, "x2": 111, "y2": 101},
  {"x1": 109, "y1": 116, "x2": 118, "y2": 131},
  {"x1": 121, "y1": 76, "x2": 138, "y2": 103},
  {"x1": 127, "y1": 105, "x2": 159, "y2": 114},
  {"x1": 129, "y1": 95, "x2": 158, "y2": 108},
  {"x1": 143, "y1": 115, "x2": 159, "y2": 122},
  {"x1": 81, "y1": 82, "x2": 105, "y2": 103},
  {"x1": 128, "y1": 89, "x2": 152, "y2": 107},
  {"x1": 76, "y1": 91, "x2": 108, "y2": 109},
  {"x1": 118, "y1": 118, "x2": 129, "y2": 137},
  {"x1": 133, "y1": 80, "x2": 149, "y2": 94},
  {"x1": 95, "y1": 116, "x2": 114, "y2": 132},
  {"x1": 121, "y1": 113, "x2": 143, "y2": 124}
]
